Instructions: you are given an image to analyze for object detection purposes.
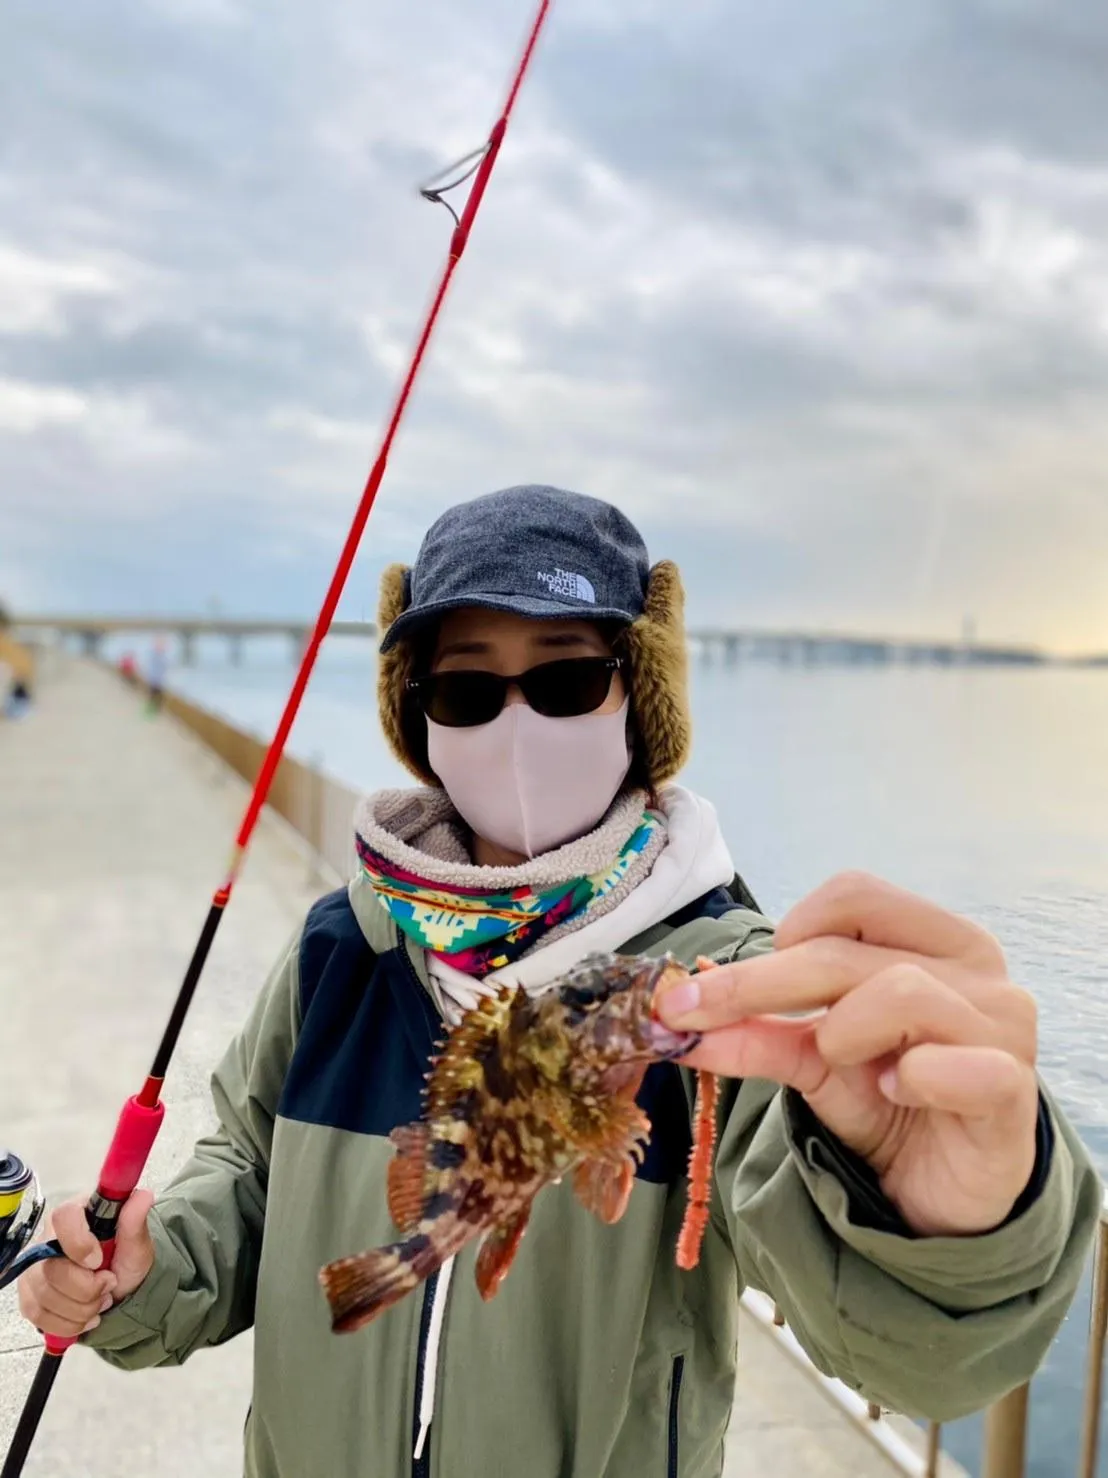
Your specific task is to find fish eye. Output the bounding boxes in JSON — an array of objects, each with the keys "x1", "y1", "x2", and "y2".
[{"x1": 560, "y1": 983, "x2": 604, "y2": 1009}]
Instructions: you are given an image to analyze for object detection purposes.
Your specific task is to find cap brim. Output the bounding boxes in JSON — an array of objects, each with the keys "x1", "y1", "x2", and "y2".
[{"x1": 379, "y1": 593, "x2": 637, "y2": 652}]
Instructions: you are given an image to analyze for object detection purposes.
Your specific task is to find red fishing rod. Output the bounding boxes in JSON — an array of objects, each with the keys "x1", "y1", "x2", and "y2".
[{"x1": 0, "y1": 2, "x2": 552, "y2": 1470}]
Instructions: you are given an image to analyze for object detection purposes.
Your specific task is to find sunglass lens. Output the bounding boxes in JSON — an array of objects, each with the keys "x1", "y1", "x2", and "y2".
[
  {"x1": 421, "y1": 671, "x2": 505, "y2": 727},
  {"x1": 524, "y1": 659, "x2": 614, "y2": 718}
]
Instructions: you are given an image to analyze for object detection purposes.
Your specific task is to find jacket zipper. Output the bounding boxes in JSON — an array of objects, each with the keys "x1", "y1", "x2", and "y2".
[
  {"x1": 667, "y1": 1355, "x2": 685, "y2": 1478},
  {"x1": 403, "y1": 941, "x2": 443, "y2": 1478},
  {"x1": 411, "y1": 1269, "x2": 439, "y2": 1478}
]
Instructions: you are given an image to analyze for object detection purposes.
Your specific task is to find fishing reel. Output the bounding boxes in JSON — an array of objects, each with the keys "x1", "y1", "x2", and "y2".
[{"x1": 0, "y1": 1152, "x2": 63, "y2": 1292}]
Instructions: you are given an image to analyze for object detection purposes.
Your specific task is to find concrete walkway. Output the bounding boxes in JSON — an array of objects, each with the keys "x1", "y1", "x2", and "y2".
[{"x1": 0, "y1": 656, "x2": 945, "y2": 1477}]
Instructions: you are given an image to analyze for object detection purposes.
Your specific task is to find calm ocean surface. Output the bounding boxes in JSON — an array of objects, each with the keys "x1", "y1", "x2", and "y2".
[{"x1": 132, "y1": 638, "x2": 1108, "y2": 1478}]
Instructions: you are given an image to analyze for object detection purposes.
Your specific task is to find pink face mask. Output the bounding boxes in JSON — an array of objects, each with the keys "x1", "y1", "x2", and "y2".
[{"x1": 426, "y1": 699, "x2": 632, "y2": 859}]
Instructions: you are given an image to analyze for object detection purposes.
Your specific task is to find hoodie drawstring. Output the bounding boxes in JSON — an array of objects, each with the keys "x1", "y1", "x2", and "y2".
[{"x1": 413, "y1": 1253, "x2": 456, "y2": 1461}]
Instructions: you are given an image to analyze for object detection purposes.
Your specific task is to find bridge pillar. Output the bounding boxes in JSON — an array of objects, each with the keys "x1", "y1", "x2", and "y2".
[
  {"x1": 229, "y1": 634, "x2": 243, "y2": 667},
  {"x1": 80, "y1": 629, "x2": 102, "y2": 658},
  {"x1": 180, "y1": 632, "x2": 196, "y2": 666}
]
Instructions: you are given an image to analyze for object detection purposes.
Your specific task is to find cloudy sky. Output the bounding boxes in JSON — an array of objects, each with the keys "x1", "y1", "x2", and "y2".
[{"x1": 2, "y1": 0, "x2": 1108, "y2": 653}]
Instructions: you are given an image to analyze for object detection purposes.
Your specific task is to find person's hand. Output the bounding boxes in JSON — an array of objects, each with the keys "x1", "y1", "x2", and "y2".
[
  {"x1": 656, "y1": 872, "x2": 1039, "y2": 1237},
  {"x1": 17, "y1": 1190, "x2": 156, "y2": 1338}
]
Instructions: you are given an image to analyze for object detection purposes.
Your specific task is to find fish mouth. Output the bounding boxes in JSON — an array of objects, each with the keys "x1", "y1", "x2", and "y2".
[{"x1": 646, "y1": 1020, "x2": 702, "y2": 1061}]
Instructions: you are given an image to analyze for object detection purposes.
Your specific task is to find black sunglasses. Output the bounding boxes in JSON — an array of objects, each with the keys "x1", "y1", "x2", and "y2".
[{"x1": 407, "y1": 655, "x2": 624, "y2": 729}]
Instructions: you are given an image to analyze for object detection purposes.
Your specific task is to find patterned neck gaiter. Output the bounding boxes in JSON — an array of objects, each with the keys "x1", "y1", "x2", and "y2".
[{"x1": 355, "y1": 811, "x2": 662, "y2": 977}]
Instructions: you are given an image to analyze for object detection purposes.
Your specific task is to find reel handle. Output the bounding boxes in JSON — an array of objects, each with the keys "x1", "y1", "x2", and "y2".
[{"x1": 43, "y1": 1092, "x2": 164, "y2": 1355}]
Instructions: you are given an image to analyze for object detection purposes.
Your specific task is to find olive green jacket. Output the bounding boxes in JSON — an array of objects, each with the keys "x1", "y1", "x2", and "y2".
[{"x1": 84, "y1": 878, "x2": 1101, "y2": 1477}]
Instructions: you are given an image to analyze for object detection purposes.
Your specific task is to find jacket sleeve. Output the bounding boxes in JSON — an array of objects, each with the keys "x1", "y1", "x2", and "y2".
[
  {"x1": 710, "y1": 909, "x2": 1103, "y2": 1422},
  {"x1": 81, "y1": 927, "x2": 303, "y2": 1369}
]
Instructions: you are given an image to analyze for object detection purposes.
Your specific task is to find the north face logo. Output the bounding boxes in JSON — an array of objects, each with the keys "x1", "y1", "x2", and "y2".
[{"x1": 537, "y1": 568, "x2": 596, "y2": 603}]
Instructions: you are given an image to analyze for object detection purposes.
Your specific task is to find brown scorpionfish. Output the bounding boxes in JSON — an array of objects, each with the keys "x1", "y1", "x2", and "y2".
[{"x1": 319, "y1": 951, "x2": 721, "y2": 1334}]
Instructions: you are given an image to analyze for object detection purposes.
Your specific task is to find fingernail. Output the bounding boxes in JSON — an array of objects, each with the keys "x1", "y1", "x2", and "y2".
[
  {"x1": 878, "y1": 1068, "x2": 899, "y2": 1099},
  {"x1": 82, "y1": 1249, "x2": 102, "y2": 1270},
  {"x1": 99, "y1": 1294, "x2": 114, "y2": 1313},
  {"x1": 658, "y1": 981, "x2": 700, "y2": 1022},
  {"x1": 83, "y1": 1316, "x2": 101, "y2": 1333}
]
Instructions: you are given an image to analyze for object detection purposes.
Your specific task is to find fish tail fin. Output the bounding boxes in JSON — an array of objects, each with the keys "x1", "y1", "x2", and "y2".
[{"x1": 320, "y1": 1220, "x2": 466, "y2": 1334}]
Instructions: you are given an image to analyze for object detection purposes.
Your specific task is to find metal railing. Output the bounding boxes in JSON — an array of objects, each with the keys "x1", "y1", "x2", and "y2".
[
  {"x1": 127, "y1": 664, "x2": 1108, "y2": 1478},
  {"x1": 151, "y1": 681, "x2": 363, "y2": 887}
]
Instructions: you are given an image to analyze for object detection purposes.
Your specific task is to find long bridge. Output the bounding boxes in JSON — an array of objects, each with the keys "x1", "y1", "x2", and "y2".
[{"x1": 7, "y1": 613, "x2": 1090, "y2": 668}]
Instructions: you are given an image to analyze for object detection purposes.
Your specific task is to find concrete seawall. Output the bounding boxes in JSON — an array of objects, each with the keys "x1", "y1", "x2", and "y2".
[{"x1": 0, "y1": 656, "x2": 962, "y2": 1477}]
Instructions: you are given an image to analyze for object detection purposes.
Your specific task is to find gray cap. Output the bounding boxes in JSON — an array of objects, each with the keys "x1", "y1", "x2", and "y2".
[{"x1": 379, "y1": 484, "x2": 651, "y2": 652}]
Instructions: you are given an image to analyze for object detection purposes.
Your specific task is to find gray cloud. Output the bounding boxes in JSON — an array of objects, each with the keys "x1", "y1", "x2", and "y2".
[{"x1": 1, "y1": 0, "x2": 1108, "y2": 650}]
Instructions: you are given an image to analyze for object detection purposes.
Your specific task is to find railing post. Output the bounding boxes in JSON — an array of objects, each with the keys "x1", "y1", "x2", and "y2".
[
  {"x1": 1078, "y1": 1203, "x2": 1108, "y2": 1478},
  {"x1": 981, "y1": 1384, "x2": 1030, "y2": 1478},
  {"x1": 925, "y1": 1421, "x2": 942, "y2": 1478}
]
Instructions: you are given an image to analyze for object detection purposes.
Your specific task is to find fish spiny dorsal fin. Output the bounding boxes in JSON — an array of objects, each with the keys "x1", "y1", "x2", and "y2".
[
  {"x1": 387, "y1": 1123, "x2": 430, "y2": 1233},
  {"x1": 423, "y1": 988, "x2": 520, "y2": 1119}
]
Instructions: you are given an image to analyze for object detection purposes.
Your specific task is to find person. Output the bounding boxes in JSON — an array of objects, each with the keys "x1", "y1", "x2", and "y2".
[
  {"x1": 145, "y1": 638, "x2": 168, "y2": 715},
  {"x1": 0, "y1": 631, "x2": 35, "y2": 720},
  {"x1": 4, "y1": 679, "x2": 32, "y2": 719},
  {"x1": 19, "y1": 486, "x2": 1101, "y2": 1478}
]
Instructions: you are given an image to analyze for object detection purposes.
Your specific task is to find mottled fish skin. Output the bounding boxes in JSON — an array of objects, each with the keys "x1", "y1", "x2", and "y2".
[{"x1": 319, "y1": 953, "x2": 702, "y2": 1334}]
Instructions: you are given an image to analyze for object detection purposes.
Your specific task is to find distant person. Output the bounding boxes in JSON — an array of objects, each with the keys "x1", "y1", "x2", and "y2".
[
  {"x1": 19, "y1": 487, "x2": 1102, "y2": 1478},
  {"x1": 118, "y1": 651, "x2": 138, "y2": 687},
  {"x1": 4, "y1": 678, "x2": 32, "y2": 720},
  {"x1": 0, "y1": 631, "x2": 35, "y2": 720},
  {"x1": 144, "y1": 639, "x2": 168, "y2": 715}
]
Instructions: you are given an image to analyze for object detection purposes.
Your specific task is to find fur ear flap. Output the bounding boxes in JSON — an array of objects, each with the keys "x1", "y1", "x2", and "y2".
[
  {"x1": 623, "y1": 560, "x2": 691, "y2": 787},
  {"x1": 376, "y1": 564, "x2": 439, "y2": 786},
  {"x1": 378, "y1": 563, "x2": 410, "y2": 633}
]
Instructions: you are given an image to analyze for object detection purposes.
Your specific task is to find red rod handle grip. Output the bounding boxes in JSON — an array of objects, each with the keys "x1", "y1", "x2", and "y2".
[
  {"x1": 96, "y1": 1091, "x2": 165, "y2": 1202},
  {"x1": 43, "y1": 1091, "x2": 165, "y2": 1355}
]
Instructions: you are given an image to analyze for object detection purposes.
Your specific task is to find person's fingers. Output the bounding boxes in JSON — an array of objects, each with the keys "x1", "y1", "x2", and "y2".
[
  {"x1": 40, "y1": 1259, "x2": 115, "y2": 1306},
  {"x1": 775, "y1": 871, "x2": 1005, "y2": 969},
  {"x1": 813, "y1": 964, "x2": 1012, "y2": 1068},
  {"x1": 657, "y1": 928, "x2": 1024, "y2": 1031},
  {"x1": 677, "y1": 1016, "x2": 829, "y2": 1095},
  {"x1": 658, "y1": 936, "x2": 911, "y2": 1027},
  {"x1": 879, "y1": 1044, "x2": 1036, "y2": 1124},
  {"x1": 50, "y1": 1199, "x2": 103, "y2": 1270},
  {"x1": 23, "y1": 1303, "x2": 95, "y2": 1339},
  {"x1": 33, "y1": 1280, "x2": 105, "y2": 1329},
  {"x1": 116, "y1": 1188, "x2": 155, "y2": 1243}
]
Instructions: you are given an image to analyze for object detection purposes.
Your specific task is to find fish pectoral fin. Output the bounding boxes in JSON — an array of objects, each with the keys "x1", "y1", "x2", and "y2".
[
  {"x1": 570, "y1": 1095, "x2": 652, "y2": 1160},
  {"x1": 387, "y1": 1123, "x2": 431, "y2": 1233},
  {"x1": 573, "y1": 1157, "x2": 636, "y2": 1226},
  {"x1": 474, "y1": 1205, "x2": 532, "y2": 1302}
]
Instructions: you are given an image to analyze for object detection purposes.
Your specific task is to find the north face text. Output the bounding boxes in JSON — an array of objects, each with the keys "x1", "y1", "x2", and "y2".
[{"x1": 536, "y1": 569, "x2": 597, "y2": 603}]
